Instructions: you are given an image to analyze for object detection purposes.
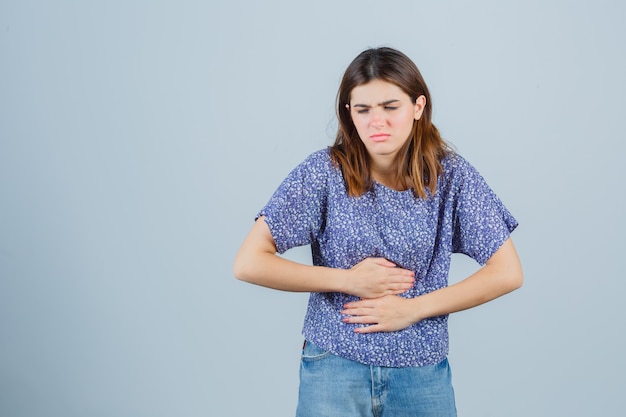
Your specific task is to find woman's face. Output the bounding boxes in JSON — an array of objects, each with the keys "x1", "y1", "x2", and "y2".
[{"x1": 348, "y1": 79, "x2": 425, "y2": 164}]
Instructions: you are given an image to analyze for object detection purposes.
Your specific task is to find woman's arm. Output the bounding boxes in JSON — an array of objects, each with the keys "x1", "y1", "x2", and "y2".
[
  {"x1": 341, "y1": 237, "x2": 523, "y2": 333},
  {"x1": 233, "y1": 216, "x2": 416, "y2": 299}
]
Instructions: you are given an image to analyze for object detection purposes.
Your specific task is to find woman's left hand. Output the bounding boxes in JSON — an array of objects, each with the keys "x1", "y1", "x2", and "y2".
[
  {"x1": 341, "y1": 239, "x2": 523, "y2": 334},
  {"x1": 341, "y1": 295, "x2": 419, "y2": 333}
]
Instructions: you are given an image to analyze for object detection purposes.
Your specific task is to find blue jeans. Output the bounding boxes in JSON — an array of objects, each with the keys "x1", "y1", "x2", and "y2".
[{"x1": 296, "y1": 340, "x2": 457, "y2": 417}]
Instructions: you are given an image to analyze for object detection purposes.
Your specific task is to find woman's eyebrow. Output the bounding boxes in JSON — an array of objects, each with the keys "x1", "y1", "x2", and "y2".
[{"x1": 352, "y1": 99, "x2": 400, "y2": 108}]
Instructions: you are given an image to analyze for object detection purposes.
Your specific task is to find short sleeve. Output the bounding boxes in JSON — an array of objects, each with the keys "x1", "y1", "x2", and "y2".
[
  {"x1": 450, "y1": 156, "x2": 518, "y2": 265},
  {"x1": 257, "y1": 150, "x2": 330, "y2": 254}
]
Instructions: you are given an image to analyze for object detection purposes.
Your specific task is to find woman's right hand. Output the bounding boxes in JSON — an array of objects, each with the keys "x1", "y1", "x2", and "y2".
[
  {"x1": 345, "y1": 258, "x2": 415, "y2": 299},
  {"x1": 235, "y1": 217, "x2": 415, "y2": 297}
]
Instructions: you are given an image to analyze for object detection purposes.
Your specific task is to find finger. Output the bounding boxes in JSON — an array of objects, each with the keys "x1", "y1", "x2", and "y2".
[
  {"x1": 391, "y1": 269, "x2": 416, "y2": 279},
  {"x1": 355, "y1": 324, "x2": 383, "y2": 334},
  {"x1": 343, "y1": 300, "x2": 376, "y2": 309},
  {"x1": 386, "y1": 273, "x2": 415, "y2": 285},
  {"x1": 343, "y1": 315, "x2": 377, "y2": 324},
  {"x1": 372, "y1": 258, "x2": 397, "y2": 267},
  {"x1": 383, "y1": 285, "x2": 413, "y2": 296},
  {"x1": 341, "y1": 307, "x2": 373, "y2": 317},
  {"x1": 390, "y1": 281, "x2": 414, "y2": 289}
]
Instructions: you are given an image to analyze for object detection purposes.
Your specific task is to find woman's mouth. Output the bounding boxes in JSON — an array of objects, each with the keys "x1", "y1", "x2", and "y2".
[{"x1": 370, "y1": 133, "x2": 390, "y2": 142}]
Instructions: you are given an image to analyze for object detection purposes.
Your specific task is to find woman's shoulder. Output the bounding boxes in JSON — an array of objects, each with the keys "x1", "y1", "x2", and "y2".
[
  {"x1": 303, "y1": 147, "x2": 332, "y2": 163},
  {"x1": 440, "y1": 151, "x2": 474, "y2": 177},
  {"x1": 281, "y1": 148, "x2": 339, "y2": 187},
  {"x1": 298, "y1": 148, "x2": 337, "y2": 172},
  {"x1": 438, "y1": 151, "x2": 490, "y2": 194}
]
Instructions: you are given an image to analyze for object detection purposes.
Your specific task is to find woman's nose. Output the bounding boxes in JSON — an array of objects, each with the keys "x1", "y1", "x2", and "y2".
[{"x1": 370, "y1": 107, "x2": 385, "y2": 126}]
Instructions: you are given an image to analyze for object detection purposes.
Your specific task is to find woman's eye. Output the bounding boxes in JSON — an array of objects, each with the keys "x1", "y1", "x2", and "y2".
[
  {"x1": 357, "y1": 109, "x2": 370, "y2": 114},
  {"x1": 384, "y1": 106, "x2": 398, "y2": 111}
]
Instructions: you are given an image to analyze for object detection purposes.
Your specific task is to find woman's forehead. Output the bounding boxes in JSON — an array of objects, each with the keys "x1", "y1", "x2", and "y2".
[{"x1": 350, "y1": 80, "x2": 409, "y2": 103}]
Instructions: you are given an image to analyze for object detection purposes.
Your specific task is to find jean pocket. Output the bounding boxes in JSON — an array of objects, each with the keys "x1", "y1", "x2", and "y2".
[{"x1": 301, "y1": 340, "x2": 333, "y2": 361}]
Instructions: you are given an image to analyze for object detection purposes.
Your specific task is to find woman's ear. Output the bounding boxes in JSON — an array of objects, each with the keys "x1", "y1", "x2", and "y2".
[{"x1": 414, "y1": 95, "x2": 426, "y2": 120}]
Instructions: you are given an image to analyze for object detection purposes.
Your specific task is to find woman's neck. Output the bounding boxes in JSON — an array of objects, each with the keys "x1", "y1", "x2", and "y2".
[{"x1": 370, "y1": 161, "x2": 407, "y2": 191}]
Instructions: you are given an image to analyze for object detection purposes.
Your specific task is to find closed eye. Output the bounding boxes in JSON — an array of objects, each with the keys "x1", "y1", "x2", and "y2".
[
  {"x1": 356, "y1": 106, "x2": 397, "y2": 114},
  {"x1": 352, "y1": 100, "x2": 400, "y2": 114}
]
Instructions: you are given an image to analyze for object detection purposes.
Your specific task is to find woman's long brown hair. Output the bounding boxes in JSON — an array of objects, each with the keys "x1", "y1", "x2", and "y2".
[{"x1": 330, "y1": 47, "x2": 451, "y2": 199}]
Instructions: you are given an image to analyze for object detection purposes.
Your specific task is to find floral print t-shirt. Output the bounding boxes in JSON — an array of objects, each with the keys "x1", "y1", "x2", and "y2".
[{"x1": 258, "y1": 148, "x2": 517, "y2": 367}]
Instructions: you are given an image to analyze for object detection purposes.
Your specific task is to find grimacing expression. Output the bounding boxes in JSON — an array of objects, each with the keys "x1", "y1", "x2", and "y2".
[{"x1": 348, "y1": 79, "x2": 425, "y2": 162}]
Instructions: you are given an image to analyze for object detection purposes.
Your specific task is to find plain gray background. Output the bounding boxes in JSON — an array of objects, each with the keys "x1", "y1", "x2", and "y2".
[{"x1": 1, "y1": 0, "x2": 624, "y2": 416}]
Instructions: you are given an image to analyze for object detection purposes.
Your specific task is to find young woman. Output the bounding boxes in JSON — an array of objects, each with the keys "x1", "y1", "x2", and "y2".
[{"x1": 234, "y1": 47, "x2": 522, "y2": 417}]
